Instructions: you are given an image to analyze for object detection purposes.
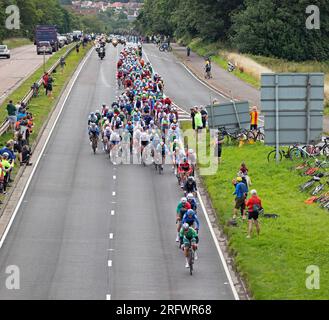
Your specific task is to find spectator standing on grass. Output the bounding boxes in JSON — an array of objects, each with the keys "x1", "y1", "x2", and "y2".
[
  {"x1": 42, "y1": 72, "x2": 49, "y2": 94},
  {"x1": 200, "y1": 106, "x2": 208, "y2": 128},
  {"x1": 60, "y1": 56, "x2": 66, "y2": 74},
  {"x1": 194, "y1": 107, "x2": 203, "y2": 134},
  {"x1": 6, "y1": 100, "x2": 17, "y2": 132},
  {"x1": 214, "y1": 129, "x2": 225, "y2": 163},
  {"x1": 47, "y1": 75, "x2": 54, "y2": 98},
  {"x1": 190, "y1": 107, "x2": 196, "y2": 130},
  {"x1": 232, "y1": 176, "x2": 248, "y2": 220},
  {"x1": 187, "y1": 46, "x2": 191, "y2": 57},
  {"x1": 246, "y1": 189, "x2": 262, "y2": 238},
  {"x1": 250, "y1": 106, "x2": 259, "y2": 131}
]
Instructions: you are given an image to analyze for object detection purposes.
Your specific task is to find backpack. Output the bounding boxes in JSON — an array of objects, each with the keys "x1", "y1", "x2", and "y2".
[{"x1": 253, "y1": 203, "x2": 261, "y2": 213}]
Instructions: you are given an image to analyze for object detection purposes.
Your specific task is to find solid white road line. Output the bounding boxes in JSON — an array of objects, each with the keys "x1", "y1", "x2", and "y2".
[
  {"x1": 108, "y1": 260, "x2": 112, "y2": 267},
  {"x1": 112, "y1": 191, "x2": 116, "y2": 196},
  {"x1": 197, "y1": 190, "x2": 240, "y2": 300},
  {"x1": 110, "y1": 210, "x2": 115, "y2": 215},
  {"x1": 106, "y1": 294, "x2": 111, "y2": 300},
  {"x1": 0, "y1": 47, "x2": 94, "y2": 249},
  {"x1": 109, "y1": 233, "x2": 114, "y2": 239},
  {"x1": 113, "y1": 175, "x2": 116, "y2": 180}
]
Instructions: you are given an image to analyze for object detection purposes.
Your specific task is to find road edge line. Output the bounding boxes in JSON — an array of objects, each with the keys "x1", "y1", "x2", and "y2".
[
  {"x1": 196, "y1": 190, "x2": 240, "y2": 300},
  {"x1": 0, "y1": 47, "x2": 94, "y2": 249}
]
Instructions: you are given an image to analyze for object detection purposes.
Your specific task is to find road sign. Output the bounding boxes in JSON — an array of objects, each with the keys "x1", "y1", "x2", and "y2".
[
  {"x1": 206, "y1": 101, "x2": 250, "y2": 129},
  {"x1": 261, "y1": 73, "x2": 324, "y2": 146}
]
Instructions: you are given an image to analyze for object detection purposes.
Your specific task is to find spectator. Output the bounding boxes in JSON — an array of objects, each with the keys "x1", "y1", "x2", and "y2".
[
  {"x1": 21, "y1": 145, "x2": 32, "y2": 166},
  {"x1": 232, "y1": 176, "x2": 248, "y2": 220},
  {"x1": 190, "y1": 107, "x2": 196, "y2": 130},
  {"x1": 1, "y1": 152, "x2": 12, "y2": 193},
  {"x1": 76, "y1": 43, "x2": 80, "y2": 53},
  {"x1": 250, "y1": 106, "x2": 259, "y2": 131},
  {"x1": 187, "y1": 46, "x2": 191, "y2": 57},
  {"x1": 60, "y1": 56, "x2": 66, "y2": 74},
  {"x1": 6, "y1": 100, "x2": 17, "y2": 132},
  {"x1": 246, "y1": 189, "x2": 262, "y2": 238},
  {"x1": 47, "y1": 75, "x2": 54, "y2": 98},
  {"x1": 194, "y1": 107, "x2": 203, "y2": 134},
  {"x1": 214, "y1": 129, "x2": 225, "y2": 163},
  {"x1": 238, "y1": 162, "x2": 252, "y2": 188},
  {"x1": 42, "y1": 72, "x2": 49, "y2": 94},
  {"x1": 200, "y1": 106, "x2": 208, "y2": 128}
]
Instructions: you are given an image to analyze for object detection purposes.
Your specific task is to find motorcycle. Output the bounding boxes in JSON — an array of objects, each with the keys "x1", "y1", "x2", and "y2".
[{"x1": 98, "y1": 50, "x2": 105, "y2": 60}]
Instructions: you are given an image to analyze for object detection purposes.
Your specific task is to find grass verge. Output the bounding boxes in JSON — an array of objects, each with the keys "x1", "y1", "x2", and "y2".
[
  {"x1": 181, "y1": 120, "x2": 329, "y2": 299},
  {"x1": 3, "y1": 38, "x2": 32, "y2": 49}
]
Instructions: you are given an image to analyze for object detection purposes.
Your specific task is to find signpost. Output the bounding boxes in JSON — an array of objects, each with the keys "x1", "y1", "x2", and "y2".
[
  {"x1": 261, "y1": 73, "x2": 324, "y2": 161},
  {"x1": 206, "y1": 101, "x2": 250, "y2": 130}
]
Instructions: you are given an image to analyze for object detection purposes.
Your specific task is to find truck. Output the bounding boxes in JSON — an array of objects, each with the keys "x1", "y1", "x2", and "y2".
[{"x1": 35, "y1": 25, "x2": 59, "y2": 53}]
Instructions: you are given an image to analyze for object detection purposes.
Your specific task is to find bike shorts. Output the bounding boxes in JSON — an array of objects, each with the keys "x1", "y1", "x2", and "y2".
[
  {"x1": 111, "y1": 141, "x2": 119, "y2": 145},
  {"x1": 250, "y1": 124, "x2": 258, "y2": 130},
  {"x1": 235, "y1": 197, "x2": 246, "y2": 210},
  {"x1": 248, "y1": 211, "x2": 259, "y2": 221}
]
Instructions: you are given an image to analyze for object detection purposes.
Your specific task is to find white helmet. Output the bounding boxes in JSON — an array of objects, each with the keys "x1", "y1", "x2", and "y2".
[
  {"x1": 181, "y1": 197, "x2": 187, "y2": 203},
  {"x1": 187, "y1": 193, "x2": 194, "y2": 200}
]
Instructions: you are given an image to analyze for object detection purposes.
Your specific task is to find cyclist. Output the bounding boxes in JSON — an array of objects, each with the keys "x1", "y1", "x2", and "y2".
[
  {"x1": 177, "y1": 157, "x2": 193, "y2": 187},
  {"x1": 186, "y1": 193, "x2": 197, "y2": 211},
  {"x1": 176, "y1": 197, "x2": 191, "y2": 242},
  {"x1": 140, "y1": 129, "x2": 150, "y2": 161},
  {"x1": 88, "y1": 122, "x2": 100, "y2": 141},
  {"x1": 154, "y1": 141, "x2": 169, "y2": 170},
  {"x1": 88, "y1": 112, "x2": 98, "y2": 126},
  {"x1": 182, "y1": 209, "x2": 200, "y2": 231},
  {"x1": 184, "y1": 176, "x2": 197, "y2": 197},
  {"x1": 180, "y1": 223, "x2": 199, "y2": 268}
]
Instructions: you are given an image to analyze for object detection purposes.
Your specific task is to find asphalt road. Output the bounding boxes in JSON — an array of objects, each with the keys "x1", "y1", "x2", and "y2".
[
  {"x1": 142, "y1": 44, "x2": 230, "y2": 111},
  {"x1": 0, "y1": 45, "x2": 51, "y2": 103},
  {"x1": 0, "y1": 44, "x2": 235, "y2": 300}
]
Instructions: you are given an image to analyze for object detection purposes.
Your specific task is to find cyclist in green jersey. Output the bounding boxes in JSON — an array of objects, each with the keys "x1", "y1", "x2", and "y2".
[{"x1": 180, "y1": 223, "x2": 198, "y2": 268}]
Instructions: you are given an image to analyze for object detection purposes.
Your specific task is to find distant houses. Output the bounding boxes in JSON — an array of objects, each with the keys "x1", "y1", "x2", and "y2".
[{"x1": 71, "y1": 1, "x2": 142, "y2": 17}]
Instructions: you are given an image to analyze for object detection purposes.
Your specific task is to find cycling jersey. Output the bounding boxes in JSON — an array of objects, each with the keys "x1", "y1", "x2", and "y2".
[
  {"x1": 182, "y1": 212, "x2": 200, "y2": 229},
  {"x1": 180, "y1": 227, "x2": 198, "y2": 243}
]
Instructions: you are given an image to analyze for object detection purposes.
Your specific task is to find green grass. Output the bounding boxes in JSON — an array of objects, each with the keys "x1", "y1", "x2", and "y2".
[
  {"x1": 0, "y1": 43, "x2": 91, "y2": 202},
  {"x1": 180, "y1": 120, "x2": 329, "y2": 299},
  {"x1": 2, "y1": 38, "x2": 32, "y2": 49},
  {"x1": 187, "y1": 38, "x2": 260, "y2": 88}
]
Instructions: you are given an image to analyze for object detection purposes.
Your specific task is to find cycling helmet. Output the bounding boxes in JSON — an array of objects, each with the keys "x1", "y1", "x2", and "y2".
[
  {"x1": 90, "y1": 112, "x2": 95, "y2": 116},
  {"x1": 91, "y1": 122, "x2": 96, "y2": 127},
  {"x1": 181, "y1": 197, "x2": 187, "y2": 203},
  {"x1": 187, "y1": 193, "x2": 194, "y2": 200},
  {"x1": 188, "y1": 176, "x2": 194, "y2": 182},
  {"x1": 187, "y1": 209, "x2": 194, "y2": 216},
  {"x1": 160, "y1": 141, "x2": 164, "y2": 146},
  {"x1": 2, "y1": 152, "x2": 9, "y2": 158},
  {"x1": 174, "y1": 139, "x2": 178, "y2": 143},
  {"x1": 182, "y1": 223, "x2": 189, "y2": 230},
  {"x1": 188, "y1": 149, "x2": 194, "y2": 154}
]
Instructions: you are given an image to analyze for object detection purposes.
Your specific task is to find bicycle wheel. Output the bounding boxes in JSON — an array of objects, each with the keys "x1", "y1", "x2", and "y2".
[
  {"x1": 168, "y1": 46, "x2": 172, "y2": 52},
  {"x1": 322, "y1": 146, "x2": 329, "y2": 158},
  {"x1": 159, "y1": 46, "x2": 164, "y2": 52},
  {"x1": 257, "y1": 132, "x2": 265, "y2": 142},
  {"x1": 289, "y1": 147, "x2": 305, "y2": 161},
  {"x1": 267, "y1": 150, "x2": 282, "y2": 162}
]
